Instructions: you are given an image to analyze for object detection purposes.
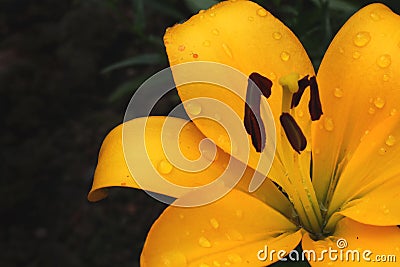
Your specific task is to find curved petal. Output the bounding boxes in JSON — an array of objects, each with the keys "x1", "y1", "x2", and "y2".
[
  {"x1": 141, "y1": 189, "x2": 301, "y2": 267},
  {"x1": 88, "y1": 116, "x2": 293, "y2": 218},
  {"x1": 325, "y1": 113, "x2": 400, "y2": 228},
  {"x1": 302, "y1": 218, "x2": 400, "y2": 267},
  {"x1": 164, "y1": 0, "x2": 314, "y2": 181},
  {"x1": 313, "y1": 3, "x2": 400, "y2": 204}
]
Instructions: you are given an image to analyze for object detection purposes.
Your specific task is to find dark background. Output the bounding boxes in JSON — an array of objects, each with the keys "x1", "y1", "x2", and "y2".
[{"x1": 2, "y1": 0, "x2": 399, "y2": 266}]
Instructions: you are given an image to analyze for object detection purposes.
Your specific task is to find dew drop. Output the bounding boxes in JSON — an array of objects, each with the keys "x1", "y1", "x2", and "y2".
[
  {"x1": 203, "y1": 40, "x2": 211, "y2": 47},
  {"x1": 225, "y1": 229, "x2": 243, "y2": 241},
  {"x1": 224, "y1": 262, "x2": 231, "y2": 266},
  {"x1": 198, "y1": 236, "x2": 212, "y2": 248},
  {"x1": 179, "y1": 214, "x2": 185, "y2": 219},
  {"x1": 158, "y1": 160, "x2": 173, "y2": 174},
  {"x1": 314, "y1": 148, "x2": 320, "y2": 155},
  {"x1": 297, "y1": 109, "x2": 304, "y2": 117},
  {"x1": 386, "y1": 135, "x2": 396, "y2": 146},
  {"x1": 257, "y1": 8, "x2": 267, "y2": 17},
  {"x1": 248, "y1": 16, "x2": 254, "y2": 21},
  {"x1": 378, "y1": 147, "x2": 387, "y2": 155},
  {"x1": 373, "y1": 97, "x2": 385, "y2": 109},
  {"x1": 213, "y1": 261, "x2": 221, "y2": 267},
  {"x1": 272, "y1": 32, "x2": 282, "y2": 40},
  {"x1": 376, "y1": 54, "x2": 391, "y2": 68},
  {"x1": 227, "y1": 254, "x2": 242, "y2": 263},
  {"x1": 368, "y1": 107, "x2": 376, "y2": 115},
  {"x1": 324, "y1": 117, "x2": 334, "y2": 131},
  {"x1": 222, "y1": 43, "x2": 233, "y2": 58},
  {"x1": 214, "y1": 113, "x2": 222, "y2": 121},
  {"x1": 269, "y1": 72, "x2": 277, "y2": 80},
  {"x1": 280, "y1": 51, "x2": 290, "y2": 61},
  {"x1": 390, "y1": 108, "x2": 398, "y2": 116},
  {"x1": 333, "y1": 87, "x2": 343, "y2": 98},
  {"x1": 209, "y1": 12, "x2": 216, "y2": 17},
  {"x1": 186, "y1": 102, "x2": 202, "y2": 115},
  {"x1": 383, "y1": 209, "x2": 390, "y2": 214},
  {"x1": 383, "y1": 74, "x2": 389, "y2": 81},
  {"x1": 178, "y1": 45, "x2": 186, "y2": 52},
  {"x1": 199, "y1": 264, "x2": 210, "y2": 267},
  {"x1": 353, "y1": 31, "x2": 371, "y2": 47},
  {"x1": 352, "y1": 51, "x2": 361, "y2": 59},
  {"x1": 212, "y1": 29, "x2": 219, "y2": 35},
  {"x1": 339, "y1": 47, "x2": 344, "y2": 54},
  {"x1": 160, "y1": 251, "x2": 187, "y2": 267},
  {"x1": 209, "y1": 218, "x2": 219, "y2": 229},
  {"x1": 370, "y1": 12, "x2": 381, "y2": 21},
  {"x1": 199, "y1": 10, "x2": 205, "y2": 14}
]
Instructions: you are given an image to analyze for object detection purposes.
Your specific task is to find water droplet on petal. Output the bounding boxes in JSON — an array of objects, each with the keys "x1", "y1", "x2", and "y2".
[
  {"x1": 269, "y1": 72, "x2": 276, "y2": 80},
  {"x1": 257, "y1": 8, "x2": 267, "y2": 17},
  {"x1": 222, "y1": 43, "x2": 233, "y2": 58},
  {"x1": 386, "y1": 135, "x2": 396, "y2": 146},
  {"x1": 370, "y1": 12, "x2": 381, "y2": 21},
  {"x1": 297, "y1": 109, "x2": 304, "y2": 117},
  {"x1": 376, "y1": 54, "x2": 391, "y2": 68},
  {"x1": 179, "y1": 214, "x2": 185, "y2": 219},
  {"x1": 374, "y1": 97, "x2": 385, "y2": 109},
  {"x1": 198, "y1": 236, "x2": 212, "y2": 248},
  {"x1": 353, "y1": 31, "x2": 371, "y2": 47},
  {"x1": 352, "y1": 51, "x2": 361, "y2": 59},
  {"x1": 383, "y1": 74, "x2": 390, "y2": 81},
  {"x1": 158, "y1": 160, "x2": 173, "y2": 174},
  {"x1": 235, "y1": 209, "x2": 243, "y2": 219},
  {"x1": 214, "y1": 113, "x2": 221, "y2": 121},
  {"x1": 383, "y1": 209, "x2": 390, "y2": 214},
  {"x1": 339, "y1": 47, "x2": 344, "y2": 54},
  {"x1": 186, "y1": 102, "x2": 202, "y2": 115},
  {"x1": 368, "y1": 107, "x2": 376, "y2": 114},
  {"x1": 248, "y1": 16, "x2": 254, "y2": 21},
  {"x1": 272, "y1": 32, "x2": 282, "y2": 40},
  {"x1": 390, "y1": 108, "x2": 398, "y2": 116},
  {"x1": 178, "y1": 45, "x2": 186, "y2": 52},
  {"x1": 212, "y1": 29, "x2": 219, "y2": 35},
  {"x1": 209, "y1": 12, "x2": 216, "y2": 17},
  {"x1": 224, "y1": 262, "x2": 231, "y2": 266},
  {"x1": 203, "y1": 40, "x2": 211, "y2": 47},
  {"x1": 378, "y1": 147, "x2": 387, "y2": 155},
  {"x1": 333, "y1": 87, "x2": 343, "y2": 98},
  {"x1": 225, "y1": 229, "x2": 243, "y2": 241},
  {"x1": 280, "y1": 51, "x2": 290, "y2": 61},
  {"x1": 324, "y1": 117, "x2": 334, "y2": 131},
  {"x1": 199, "y1": 263, "x2": 210, "y2": 267},
  {"x1": 160, "y1": 251, "x2": 187, "y2": 267},
  {"x1": 209, "y1": 218, "x2": 219, "y2": 229},
  {"x1": 227, "y1": 254, "x2": 242, "y2": 263},
  {"x1": 213, "y1": 261, "x2": 221, "y2": 267}
]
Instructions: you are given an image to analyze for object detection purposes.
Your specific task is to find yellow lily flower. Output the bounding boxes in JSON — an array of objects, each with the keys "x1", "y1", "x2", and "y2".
[{"x1": 88, "y1": 1, "x2": 400, "y2": 266}]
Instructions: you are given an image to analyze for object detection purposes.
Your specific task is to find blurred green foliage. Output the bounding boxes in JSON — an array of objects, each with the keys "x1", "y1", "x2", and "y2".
[{"x1": 1, "y1": 0, "x2": 399, "y2": 267}]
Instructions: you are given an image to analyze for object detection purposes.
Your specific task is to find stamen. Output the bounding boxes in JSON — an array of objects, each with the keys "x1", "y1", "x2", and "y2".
[
  {"x1": 249, "y1": 72, "x2": 272, "y2": 98},
  {"x1": 309, "y1": 76, "x2": 323, "y2": 121},
  {"x1": 280, "y1": 112, "x2": 307, "y2": 153},
  {"x1": 272, "y1": 181, "x2": 289, "y2": 198},
  {"x1": 291, "y1": 75, "x2": 310, "y2": 108},
  {"x1": 244, "y1": 73, "x2": 271, "y2": 152}
]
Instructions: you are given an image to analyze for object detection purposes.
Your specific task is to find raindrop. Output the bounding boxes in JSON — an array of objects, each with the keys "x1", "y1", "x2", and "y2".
[
  {"x1": 178, "y1": 45, "x2": 186, "y2": 52},
  {"x1": 339, "y1": 47, "x2": 344, "y2": 54},
  {"x1": 227, "y1": 254, "x2": 242, "y2": 263},
  {"x1": 383, "y1": 209, "x2": 390, "y2": 214},
  {"x1": 158, "y1": 160, "x2": 173, "y2": 174},
  {"x1": 376, "y1": 54, "x2": 391, "y2": 68},
  {"x1": 368, "y1": 107, "x2": 376, "y2": 115},
  {"x1": 370, "y1": 12, "x2": 381, "y2": 21},
  {"x1": 297, "y1": 109, "x2": 304, "y2": 117},
  {"x1": 203, "y1": 40, "x2": 211, "y2": 47},
  {"x1": 198, "y1": 236, "x2": 212, "y2": 248},
  {"x1": 209, "y1": 12, "x2": 216, "y2": 17},
  {"x1": 212, "y1": 29, "x2": 219, "y2": 35},
  {"x1": 272, "y1": 32, "x2": 282, "y2": 40},
  {"x1": 353, "y1": 32, "x2": 371, "y2": 47},
  {"x1": 390, "y1": 108, "x2": 398, "y2": 116},
  {"x1": 186, "y1": 102, "x2": 202, "y2": 115},
  {"x1": 324, "y1": 117, "x2": 334, "y2": 131},
  {"x1": 209, "y1": 218, "x2": 219, "y2": 229},
  {"x1": 235, "y1": 210, "x2": 243, "y2": 219},
  {"x1": 352, "y1": 51, "x2": 361, "y2": 59},
  {"x1": 373, "y1": 97, "x2": 385, "y2": 109},
  {"x1": 213, "y1": 261, "x2": 221, "y2": 267},
  {"x1": 248, "y1": 16, "x2": 254, "y2": 21},
  {"x1": 333, "y1": 87, "x2": 343, "y2": 98},
  {"x1": 225, "y1": 229, "x2": 243, "y2": 241},
  {"x1": 222, "y1": 43, "x2": 233, "y2": 58},
  {"x1": 383, "y1": 74, "x2": 390, "y2": 81},
  {"x1": 160, "y1": 251, "x2": 187, "y2": 267},
  {"x1": 280, "y1": 51, "x2": 290, "y2": 61},
  {"x1": 179, "y1": 214, "x2": 185, "y2": 219},
  {"x1": 378, "y1": 147, "x2": 386, "y2": 155},
  {"x1": 269, "y1": 72, "x2": 277, "y2": 80},
  {"x1": 386, "y1": 135, "x2": 396, "y2": 146},
  {"x1": 257, "y1": 8, "x2": 267, "y2": 17},
  {"x1": 214, "y1": 113, "x2": 222, "y2": 121}
]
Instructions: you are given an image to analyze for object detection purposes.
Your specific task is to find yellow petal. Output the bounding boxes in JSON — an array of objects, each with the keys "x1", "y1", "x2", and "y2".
[
  {"x1": 302, "y1": 218, "x2": 400, "y2": 267},
  {"x1": 164, "y1": 0, "x2": 314, "y2": 183},
  {"x1": 141, "y1": 189, "x2": 301, "y2": 266},
  {"x1": 88, "y1": 116, "x2": 292, "y2": 217},
  {"x1": 325, "y1": 113, "x2": 400, "y2": 228},
  {"x1": 313, "y1": 3, "x2": 400, "y2": 204}
]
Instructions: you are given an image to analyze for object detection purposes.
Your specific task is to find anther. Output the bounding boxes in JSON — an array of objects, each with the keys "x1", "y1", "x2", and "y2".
[
  {"x1": 309, "y1": 76, "x2": 323, "y2": 121},
  {"x1": 291, "y1": 75, "x2": 310, "y2": 108},
  {"x1": 249, "y1": 72, "x2": 272, "y2": 98},
  {"x1": 280, "y1": 112, "x2": 307, "y2": 153}
]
